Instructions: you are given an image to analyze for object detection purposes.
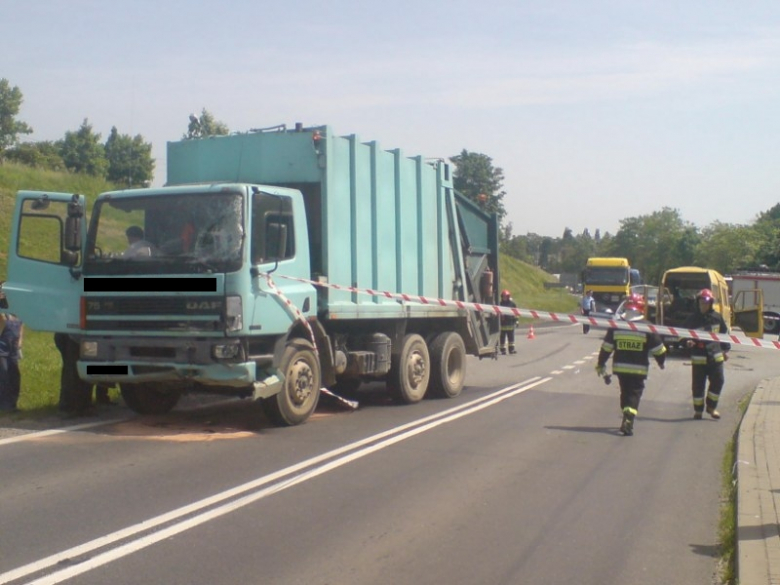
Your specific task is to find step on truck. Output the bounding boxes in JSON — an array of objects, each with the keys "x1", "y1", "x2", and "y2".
[{"x1": 3, "y1": 124, "x2": 500, "y2": 425}]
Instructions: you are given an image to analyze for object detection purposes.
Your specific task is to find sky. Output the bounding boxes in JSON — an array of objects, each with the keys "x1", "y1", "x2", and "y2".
[{"x1": 3, "y1": 0, "x2": 780, "y2": 238}]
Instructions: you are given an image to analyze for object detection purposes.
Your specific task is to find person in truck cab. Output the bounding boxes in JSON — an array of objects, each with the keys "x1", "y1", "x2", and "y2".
[
  {"x1": 123, "y1": 226, "x2": 154, "y2": 258},
  {"x1": 683, "y1": 288, "x2": 730, "y2": 420}
]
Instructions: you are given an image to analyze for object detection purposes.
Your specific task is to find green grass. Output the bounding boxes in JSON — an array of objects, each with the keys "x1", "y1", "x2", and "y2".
[
  {"x1": 716, "y1": 392, "x2": 753, "y2": 584},
  {"x1": 0, "y1": 162, "x2": 578, "y2": 417},
  {"x1": 500, "y1": 254, "x2": 580, "y2": 319}
]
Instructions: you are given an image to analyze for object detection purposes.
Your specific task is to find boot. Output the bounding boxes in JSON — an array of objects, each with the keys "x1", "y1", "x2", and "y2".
[
  {"x1": 706, "y1": 406, "x2": 720, "y2": 420},
  {"x1": 619, "y1": 411, "x2": 635, "y2": 436}
]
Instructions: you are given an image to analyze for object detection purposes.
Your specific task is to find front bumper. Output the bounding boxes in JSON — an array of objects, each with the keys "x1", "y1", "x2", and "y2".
[{"x1": 78, "y1": 360, "x2": 257, "y2": 387}]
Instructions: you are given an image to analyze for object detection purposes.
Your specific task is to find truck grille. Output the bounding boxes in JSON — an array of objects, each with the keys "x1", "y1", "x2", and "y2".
[{"x1": 84, "y1": 296, "x2": 224, "y2": 332}]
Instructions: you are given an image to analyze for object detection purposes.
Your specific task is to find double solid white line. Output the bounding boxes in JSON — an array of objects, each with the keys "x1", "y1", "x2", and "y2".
[{"x1": 1, "y1": 376, "x2": 550, "y2": 585}]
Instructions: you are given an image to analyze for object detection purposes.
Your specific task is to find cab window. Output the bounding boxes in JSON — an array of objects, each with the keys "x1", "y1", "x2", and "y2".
[{"x1": 252, "y1": 193, "x2": 295, "y2": 264}]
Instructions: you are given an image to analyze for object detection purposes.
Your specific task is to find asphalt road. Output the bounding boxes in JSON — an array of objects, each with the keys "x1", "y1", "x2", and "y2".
[{"x1": 1, "y1": 323, "x2": 776, "y2": 585}]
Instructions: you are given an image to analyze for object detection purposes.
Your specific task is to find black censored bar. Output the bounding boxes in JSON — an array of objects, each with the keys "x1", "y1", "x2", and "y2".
[
  {"x1": 84, "y1": 278, "x2": 217, "y2": 292},
  {"x1": 86, "y1": 365, "x2": 129, "y2": 375}
]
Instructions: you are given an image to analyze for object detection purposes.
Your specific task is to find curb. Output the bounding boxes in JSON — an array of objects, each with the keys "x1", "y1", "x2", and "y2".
[{"x1": 737, "y1": 378, "x2": 780, "y2": 585}]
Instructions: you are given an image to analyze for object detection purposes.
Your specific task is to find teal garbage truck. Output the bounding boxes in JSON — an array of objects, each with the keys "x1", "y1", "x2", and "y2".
[{"x1": 3, "y1": 124, "x2": 500, "y2": 425}]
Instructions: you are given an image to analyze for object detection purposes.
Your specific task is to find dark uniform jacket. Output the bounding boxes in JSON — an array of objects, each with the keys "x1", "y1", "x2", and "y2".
[
  {"x1": 500, "y1": 299, "x2": 518, "y2": 330},
  {"x1": 598, "y1": 328, "x2": 666, "y2": 378},
  {"x1": 683, "y1": 309, "x2": 730, "y2": 366}
]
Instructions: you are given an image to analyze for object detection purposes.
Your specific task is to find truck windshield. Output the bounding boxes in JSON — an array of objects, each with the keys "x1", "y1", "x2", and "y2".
[
  {"x1": 84, "y1": 191, "x2": 245, "y2": 275},
  {"x1": 584, "y1": 267, "x2": 629, "y2": 286}
]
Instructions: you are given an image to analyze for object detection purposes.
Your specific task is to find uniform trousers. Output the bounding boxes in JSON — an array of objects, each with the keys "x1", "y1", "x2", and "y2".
[{"x1": 691, "y1": 363, "x2": 724, "y2": 412}]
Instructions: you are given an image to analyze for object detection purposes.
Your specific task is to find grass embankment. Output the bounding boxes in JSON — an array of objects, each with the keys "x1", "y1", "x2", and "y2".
[{"x1": 0, "y1": 162, "x2": 578, "y2": 415}]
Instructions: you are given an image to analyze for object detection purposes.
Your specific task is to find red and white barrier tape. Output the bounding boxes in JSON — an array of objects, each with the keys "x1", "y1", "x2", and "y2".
[
  {"x1": 262, "y1": 274, "x2": 319, "y2": 356},
  {"x1": 268, "y1": 273, "x2": 780, "y2": 351}
]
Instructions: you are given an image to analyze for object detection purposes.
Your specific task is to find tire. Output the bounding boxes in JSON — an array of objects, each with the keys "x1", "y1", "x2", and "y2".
[
  {"x1": 764, "y1": 315, "x2": 780, "y2": 335},
  {"x1": 387, "y1": 334, "x2": 430, "y2": 404},
  {"x1": 263, "y1": 341, "x2": 321, "y2": 426},
  {"x1": 120, "y1": 383, "x2": 182, "y2": 415},
  {"x1": 429, "y1": 332, "x2": 467, "y2": 398}
]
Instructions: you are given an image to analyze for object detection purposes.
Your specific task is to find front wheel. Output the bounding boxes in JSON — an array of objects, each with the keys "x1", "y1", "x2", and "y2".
[
  {"x1": 387, "y1": 334, "x2": 430, "y2": 404},
  {"x1": 263, "y1": 341, "x2": 321, "y2": 426},
  {"x1": 429, "y1": 332, "x2": 466, "y2": 398},
  {"x1": 120, "y1": 383, "x2": 182, "y2": 415}
]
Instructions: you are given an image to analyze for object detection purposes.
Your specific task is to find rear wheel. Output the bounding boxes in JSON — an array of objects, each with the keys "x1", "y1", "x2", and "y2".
[
  {"x1": 764, "y1": 314, "x2": 780, "y2": 335},
  {"x1": 263, "y1": 341, "x2": 321, "y2": 426},
  {"x1": 429, "y1": 332, "x2": 466, "y2": 398},
  {"x1": 120, "y1": 383, "x2": 182, "y2": 415},
  {"x1": 387, "y1": 334, "x2": 430, "y2": 404}
]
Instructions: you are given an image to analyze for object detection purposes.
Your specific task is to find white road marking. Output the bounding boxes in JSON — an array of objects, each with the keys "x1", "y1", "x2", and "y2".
[
  {"x1": 2, "y1": 377, "x2": 551, "y2": 585},
  {"x1": 0, "y1": 419, "x2": 128, "y2": 447}
]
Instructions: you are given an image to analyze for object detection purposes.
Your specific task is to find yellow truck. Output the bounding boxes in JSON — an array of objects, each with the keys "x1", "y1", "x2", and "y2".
[{"x1": 582, "y1": 257, "x2": 641, "y2": 313}]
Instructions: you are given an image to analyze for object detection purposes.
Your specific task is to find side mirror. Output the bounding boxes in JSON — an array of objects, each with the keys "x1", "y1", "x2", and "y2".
[
  {"x1": 64, "y1": 195, "x2": 84, "y2": 252},
  {"x1": 31, "y1": 195, "x2": 50, "y2": 210},
  {"x1": 61, "y1": 250, "x2": 79, "y2": 266}
]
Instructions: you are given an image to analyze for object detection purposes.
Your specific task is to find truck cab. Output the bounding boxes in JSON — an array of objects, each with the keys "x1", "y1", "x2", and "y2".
[{"x1": 582, "y1": 257, "x2": 634, "y2": 313}]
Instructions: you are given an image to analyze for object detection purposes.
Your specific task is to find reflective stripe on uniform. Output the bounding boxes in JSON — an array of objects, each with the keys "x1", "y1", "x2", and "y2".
[
  {"x1": 649, "y1": 343, "x2": 666, "y2": 357},
  {"x1": 691, "y1": 356, "x2": 708, "y2": 365},
  {"x1": 613, "y1": 362, "x2": 649, "y2": 376},
  {"x1": 623, "y1": 406, "x2": 638, "y2": 416},
  {"x1": 601, "y1": 341, "x2": 614, "y2": 353}
]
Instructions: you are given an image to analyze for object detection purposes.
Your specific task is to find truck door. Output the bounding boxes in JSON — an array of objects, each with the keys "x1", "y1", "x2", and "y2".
[
  {"x1": 732, "y1": 289, "x2": 764, "y2": 338},
  {"x1": 4, "y1": 191, "x2": 86, "y2": 332}
]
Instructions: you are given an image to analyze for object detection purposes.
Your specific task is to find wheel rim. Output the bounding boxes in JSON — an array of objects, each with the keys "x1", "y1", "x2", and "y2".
[
  {"x1": 406, "y1": 350, "x2": 427, "y2": 390},
  {"x1": 289, "y1": 358, "x2": 314, "y2": 406}
]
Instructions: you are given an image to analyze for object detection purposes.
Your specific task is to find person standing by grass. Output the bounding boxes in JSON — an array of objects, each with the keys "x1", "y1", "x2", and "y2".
[{"x1": 0, "y1": 312, "x2": 23, "y2": 413}]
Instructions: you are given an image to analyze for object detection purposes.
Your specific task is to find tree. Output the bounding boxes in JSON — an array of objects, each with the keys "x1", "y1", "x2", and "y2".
[
  {"x1": 604, "y1": 208, "x2": 699, "y2": 284},
  {"x1": 58, "y1": 119, "x2": 108, "y2": 177},
  {"x1": 449, "y1": 150, "x2": 507, "y2": 224},
  {"x1": 694, "y1": 222, "x2": 763, "y2": 274},
  {"x1": 752, "y1": 204, "x2": 780, "y2": 270},
  {"x1": 105, "y1": 126, "x2": 155, "y2": 187},
  {"x1": 5, "y1": 141, "x2": 64, "y2": 170},
  {"x1": 184, "y1": 108, "x2": 229, "y2": 139},
  {"x1": 0, "y1": 78, "x2": 33, "y2": 158}
]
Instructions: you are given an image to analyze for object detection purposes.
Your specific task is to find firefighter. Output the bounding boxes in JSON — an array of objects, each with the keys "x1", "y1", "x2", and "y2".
[
  {"x1": 499, "y1": 289, "x2": 518, "y2": 355},
  {"x1": 683, "y1": 288, "x2": 729, "y2": 420},
  {"x1": 595, "y1": 299, "x2": 666, "y2": 436}
]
